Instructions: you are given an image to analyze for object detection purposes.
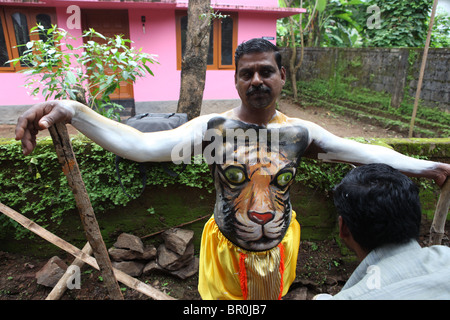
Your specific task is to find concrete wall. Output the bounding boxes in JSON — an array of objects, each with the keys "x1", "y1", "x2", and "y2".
[{"x1": 280, "y1": 47, "x2": 450, "y2": 112}]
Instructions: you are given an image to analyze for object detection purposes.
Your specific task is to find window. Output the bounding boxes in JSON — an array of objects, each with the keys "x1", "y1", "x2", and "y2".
[
  {"x1": 0, "y1": 7, "x2": 56, "y2": 72},
  {"x1": 176, "y1": 11, "x2": 238, "y2": 70}
]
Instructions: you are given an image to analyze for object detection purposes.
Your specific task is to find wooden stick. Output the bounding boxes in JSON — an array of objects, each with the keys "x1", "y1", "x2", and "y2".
[
  {"x1": 0, "y1": 202, "x2": 175, "y2": 300},
  {"x1": 429, "y1": 178, "x2": 450, "y2": 245},
  {"x1": 46, "y1": 242, "x2": 93, "y2": 300},
  {"x1": 141, "y1": 214, "x2": 210, "y2": 239},
  {"x1": 48, "y1": 122, "x2": 123, "y2": 300},
  {"x1": 408, "y1": 0, "x2": 438, "y2": 138}
]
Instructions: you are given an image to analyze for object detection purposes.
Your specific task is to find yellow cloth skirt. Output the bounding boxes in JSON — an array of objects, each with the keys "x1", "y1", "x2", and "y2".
[{"x1": 198, "y1": 211, "x2": 300, "y2": 300}]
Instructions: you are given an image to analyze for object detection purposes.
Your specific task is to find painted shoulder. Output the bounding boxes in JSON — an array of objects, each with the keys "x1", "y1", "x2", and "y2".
[{"x1": 206, "y1": 111, "x2": 311, "y2": 163}]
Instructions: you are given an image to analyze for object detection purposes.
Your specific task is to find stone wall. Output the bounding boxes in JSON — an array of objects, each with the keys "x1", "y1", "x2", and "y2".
[{"x1": 280, "y1": 47, "x2": 450, "y2": 111}]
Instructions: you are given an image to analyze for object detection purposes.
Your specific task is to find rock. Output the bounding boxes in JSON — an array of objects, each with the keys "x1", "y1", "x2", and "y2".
[
  {"x1": 284, "y1": 286, "x2": 308, "y2": 300},
  {"x1": 142, "y1": 260, "x2": 164, "y2": 275},
  {"x1": 107, "y1": 228, "x2": 198, "y2": 280},
  {"x1": 143, "y1": 257, "x2": 199, "y2": 279},
  {"x1": 161, "y1": 228, "x2": 194, "y2": 255},
  {"x1": 35, "y1": 256, "x2": 68, "y2": 288},
  {"x1": 109, "y1": 247, "x2": 140, "y2": 261},
  {"x1": 113, "y1": 233, "x2": 144, "y2": 253},
  {"x1": 141, "y1": 245, "x2": 157, "y2": 260},
  {"x1": 109, "y1": 245, "x2": 157, "y2": 262},
  {"x1": 112, "y1": 261, "x2": 145, "y2": 277},
  {"x1": 157, "y1": 243, "x2": 194, "y2": 271},
  {"x1": 170, "y1": 257, "x2": 199, "y2": 280},
  {"x1": 325, "y1": 277, "x2": 338, "y2": 286}
]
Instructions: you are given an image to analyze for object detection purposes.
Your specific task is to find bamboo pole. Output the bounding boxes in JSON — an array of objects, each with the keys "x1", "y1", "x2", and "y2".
[
  {"x1": 140, "y1": 214, "x2": 210, "y2": 239},
  {"x1": 408, "y1": 0, "x2": 439, "y2": 138},
  {"x1": 429, "y1": 178, "x2": 450, "y2": 245},
  {"x1": 48, "y1": 122, "x2": 123, "y2": 300},
  {"x1": 46, "y1": 242, "x2": 93, "y2": 300},
  {"x1": 0, "y1": 202, "x2": 175, "y2": 300}
]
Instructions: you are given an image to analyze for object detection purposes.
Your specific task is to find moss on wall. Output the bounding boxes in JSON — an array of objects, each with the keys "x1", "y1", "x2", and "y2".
[{"x1": 382, "y1": 137, "x2": 450, "y2": 160}]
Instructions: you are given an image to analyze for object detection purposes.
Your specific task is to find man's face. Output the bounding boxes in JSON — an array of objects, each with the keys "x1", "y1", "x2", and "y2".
[{"x1": 235, "y1": 51, "x2": 286, "y2": 110}]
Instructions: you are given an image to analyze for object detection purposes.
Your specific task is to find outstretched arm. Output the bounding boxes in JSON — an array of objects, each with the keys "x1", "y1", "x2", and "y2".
[
  {"x1": 296, "y1": 119, "x2": 450, "y2": 187},
  {"x1": 15, "y1": 100, "x2": 216, "y2": 162}
]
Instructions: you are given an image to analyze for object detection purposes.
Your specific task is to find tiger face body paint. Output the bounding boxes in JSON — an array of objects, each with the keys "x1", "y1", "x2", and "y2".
[{"x1": 207, "y1": 117, "x2": 308, "y2": 251}]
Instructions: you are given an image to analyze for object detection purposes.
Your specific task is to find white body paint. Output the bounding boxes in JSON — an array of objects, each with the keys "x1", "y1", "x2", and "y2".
[{"x1": 64, "y1": 101, "x2": 437, "y2": 174}]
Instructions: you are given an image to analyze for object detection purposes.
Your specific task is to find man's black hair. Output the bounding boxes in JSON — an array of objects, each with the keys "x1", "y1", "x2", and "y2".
[
  {"x1": 333, "y1": 163, "x2": 422, "y2": 252},
  {"x1": 234, "y1": 38, "x2": 282, "y2": 71}
]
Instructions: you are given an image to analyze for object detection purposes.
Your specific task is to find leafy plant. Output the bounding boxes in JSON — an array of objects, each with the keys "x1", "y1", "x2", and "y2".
[
  {"x1": 277, "y1": 0, "x2": 363, "y2": 48},
  {"x1": 320, "y1": 0, "x2": 363, "y2": 48},
  {"x1": 358, "y1": 0, "x2": 433, "y2": 47},
  {"x1": 430, "y1": 9, "x2": 450, "y2": 48},
  {"x1": 9, "y1": 24, "x2": 157, "y2": 120}
]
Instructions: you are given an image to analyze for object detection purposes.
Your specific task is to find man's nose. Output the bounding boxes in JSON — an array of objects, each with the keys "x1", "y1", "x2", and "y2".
[{"x1": 251, "y1": 72, "x2": 263, "y2": 86}]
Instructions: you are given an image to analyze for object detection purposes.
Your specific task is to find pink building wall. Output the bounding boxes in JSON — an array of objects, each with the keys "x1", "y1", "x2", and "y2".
[
  {"x1": 0, "y1": 0, "x2": 303, "y2": 114},
  {"x1": 128, "y1": 8, "x2": 181, "y2": 103}
]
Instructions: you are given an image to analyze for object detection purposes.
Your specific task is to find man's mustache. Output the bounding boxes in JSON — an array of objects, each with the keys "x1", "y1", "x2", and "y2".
[{"x1": 246, "y1": 85, "x2": 271, "y2": 96}]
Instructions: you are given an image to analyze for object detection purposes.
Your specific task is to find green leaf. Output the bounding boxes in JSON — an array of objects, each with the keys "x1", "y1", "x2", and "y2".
[
  {"x1": 103, "y1": 83, "x2": 118, "y2": 97},
  {"x1": 317, "y1": 0, "x2": 327, "y2": 13},
  {"x1": 65, "y1": 71, "x2": 77, "y2": 85}
]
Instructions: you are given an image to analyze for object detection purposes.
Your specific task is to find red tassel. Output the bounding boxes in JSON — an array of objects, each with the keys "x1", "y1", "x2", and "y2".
[
  {"x1": 278, "y1": 243, "x2": 285, "y2": 300},
  {"x1": 239, "y1": 252, "x2": 248, "y2": 300}
]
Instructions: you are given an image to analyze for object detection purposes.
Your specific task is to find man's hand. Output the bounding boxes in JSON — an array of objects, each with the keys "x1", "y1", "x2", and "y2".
[
  {"x1": 15, "y1": 100, "x2": 74, "y2": 155},
  {"x1": 435, "y1": 163, "x2": 450, "y2": 188}
]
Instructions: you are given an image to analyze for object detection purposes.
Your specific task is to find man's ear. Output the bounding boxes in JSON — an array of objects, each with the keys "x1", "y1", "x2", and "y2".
[
  {"x1": 280, "y1": 66, "x2": 286, "y2": 86},
  {"x1": 338, "y1": 216, "x2": 351, "y2": 239},
  {"x1": 338, "y1": 216, "x2": 369, "y2": 261}
]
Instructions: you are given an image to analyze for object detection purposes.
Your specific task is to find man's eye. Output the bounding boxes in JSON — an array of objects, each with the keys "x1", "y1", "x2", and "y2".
[
  {"x1": 224, "y1": 167, "x2": 246, "y2": 184},
  {"x1": 241, "y1": 72, "x2": 251, "y2": 80},
  {"x1": 276, "y1": 171, "x2": 293, "y2": 187},
  {"x1": 261, "y1": 70, "x2": 272, "y2": 77}
]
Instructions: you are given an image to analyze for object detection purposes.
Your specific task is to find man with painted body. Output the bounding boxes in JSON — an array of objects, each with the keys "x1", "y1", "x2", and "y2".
[{"x1": 15, "y1": 39, "x2": 450, "y2": 300}]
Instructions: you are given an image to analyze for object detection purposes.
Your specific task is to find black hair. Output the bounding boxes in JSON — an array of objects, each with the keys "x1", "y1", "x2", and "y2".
[
  {"x1": 234, "y1": 38, "x2": 282, "y2": 71},
  {"x1": 333, "y1": 163, "x2": 422, "y2": 252}
]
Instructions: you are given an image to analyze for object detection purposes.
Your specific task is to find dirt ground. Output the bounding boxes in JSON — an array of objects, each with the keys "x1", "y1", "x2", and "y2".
[{"x1": 0, "y1": 98, "x2": 446, "y2": 301}]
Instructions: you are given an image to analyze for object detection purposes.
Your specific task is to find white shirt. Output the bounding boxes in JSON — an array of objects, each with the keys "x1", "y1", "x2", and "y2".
[{"x1": 331, "y1": 239, "x2": 450, "y2": 300}]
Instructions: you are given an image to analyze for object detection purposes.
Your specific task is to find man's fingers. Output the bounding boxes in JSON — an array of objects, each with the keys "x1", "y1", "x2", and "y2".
[
  {"x1": 39, "y1": 103, "x2": 72, "y2": 129},
  {"x1": 15, "y1": 102, "x2": 56, "y2": 154},
  {"x1": 14, "y1": 101, "x2": 75, "y2": 155},
  {"x1": 434, "y1": 163, "x2": 450, "y2": 188},
  {"x1": 20, "y1": 128, "x2": 36, "y2": 155},
  {"x1": 15, "y1": 112, "x2": 34, "y2": 141},
  {"x1": 15, "y1": 103, "x2": 45, "y2": 140},
  {"x1": 39, "y1": 118, "x2": 51, "y2": 129}
]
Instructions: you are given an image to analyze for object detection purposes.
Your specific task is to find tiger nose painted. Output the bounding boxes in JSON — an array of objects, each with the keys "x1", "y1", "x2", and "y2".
[{"x1": 248, "y1": 211, "x2": 274, "y2": 225}]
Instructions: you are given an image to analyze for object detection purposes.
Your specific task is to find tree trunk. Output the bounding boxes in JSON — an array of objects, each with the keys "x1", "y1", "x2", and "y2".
[
  {"x1": 285, "y1": 0, "x2": 316, "y2": 101},
  {"x1": 177, "y1": 0, "x2": 211, "y2": 120}
]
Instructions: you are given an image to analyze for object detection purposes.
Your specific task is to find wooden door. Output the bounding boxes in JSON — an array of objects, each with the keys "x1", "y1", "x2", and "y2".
[{"x1": 82, "y1": 9, "x2": 133, "y2": 100}]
